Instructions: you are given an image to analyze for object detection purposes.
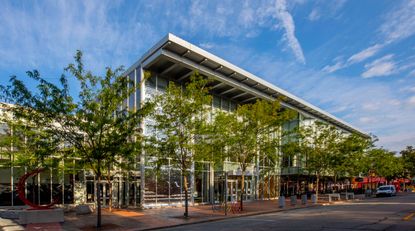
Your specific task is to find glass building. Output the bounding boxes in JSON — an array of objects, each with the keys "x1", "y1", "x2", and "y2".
[{"x1": 0, "y1": 34, "x2": 367, "y2": 208}]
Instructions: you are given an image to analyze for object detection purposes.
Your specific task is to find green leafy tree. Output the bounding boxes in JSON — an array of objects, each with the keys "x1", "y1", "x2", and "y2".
[
  {"x1": 299, "y1": 121, "x2": 342, "y2": 198},
  {"x1": 0, "y1": 116, "x2": 63, "y2": 169},
  {"x1": 213, "y1": 99, "x2": 293, "y2": 210},
  {"x1": 280, "y1": 126, "x2": 303, "y2": 195},
  {"x1": 401, "y1": 146, "x2": 415, "y2": 178},
  {"x1": 365, "y1": 148, "x2": 404, "y2": 183},
  {"x1": 0, "y1": 51, "x2": 152, "y2": 227},
  {"x1": 146, "y1": 74, "x2": 211, "y2": 218},
  {"x1": 335, "y1": 133, "x2": 373, "y2": 190}
]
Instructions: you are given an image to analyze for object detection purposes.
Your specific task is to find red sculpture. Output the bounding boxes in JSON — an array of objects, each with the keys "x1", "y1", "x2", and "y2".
[{"x1": 17, "y1": 168, "x2": 57, "y2": 209}]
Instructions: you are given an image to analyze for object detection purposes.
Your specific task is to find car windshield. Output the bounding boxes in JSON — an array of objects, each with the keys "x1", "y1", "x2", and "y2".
[{"x1": 378, "y1": 186, "x2": 391, "y2": 190}]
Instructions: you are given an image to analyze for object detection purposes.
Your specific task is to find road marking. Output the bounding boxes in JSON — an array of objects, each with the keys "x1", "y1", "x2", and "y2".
[{"x1": 403, "y1": 212, "x2": 415, "y2": 221}]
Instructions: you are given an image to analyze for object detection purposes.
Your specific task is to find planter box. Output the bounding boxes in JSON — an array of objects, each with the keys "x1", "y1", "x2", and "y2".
[{"x1": 19, "y1": 208, "x2": 64, "y2": 225}]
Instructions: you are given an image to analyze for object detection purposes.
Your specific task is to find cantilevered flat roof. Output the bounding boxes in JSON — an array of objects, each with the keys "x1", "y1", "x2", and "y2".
[{"x1": 126, "y1": 33, "x2": 367, "y2": 137}]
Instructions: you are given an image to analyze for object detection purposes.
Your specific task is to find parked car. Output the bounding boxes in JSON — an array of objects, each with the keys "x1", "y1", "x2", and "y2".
[{"x1": 376, "y1": 185, "x2": 396, "y2": 197}]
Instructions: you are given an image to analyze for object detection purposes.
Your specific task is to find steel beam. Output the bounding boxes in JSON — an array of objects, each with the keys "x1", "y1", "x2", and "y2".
[
  {"x1": 220, "y1": 87, "x2": 237, "y2": 95},
  {"x1": 177, "y1": 70, "x2": 193, "y2": 82},
  {"x1": 232, "y1": 92, "x2": 248, "y2": 99},
  {"x1": 242, "y1": 96, "x2": 257, "y2": 103},
  {"x1": 160, "y1": 63, "x2": 178, "y2": 75},
  {"x1": 211, "y1": 82, "x2": 225, "y2": 90}
]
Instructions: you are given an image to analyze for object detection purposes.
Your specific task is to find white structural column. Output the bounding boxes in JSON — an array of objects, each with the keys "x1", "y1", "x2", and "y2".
[
  {"x1": 209, "y1": 162, "x2": 214, "y2": 204},
  {"x1": 139, "y1": 66, "x2": 146, "y2": 208},
  {"x1": 255, "y1": 150, "x2": 260, "y2": 200},
  {"x1": 190, "y1": 161, "x2": 195, "y2": 205}
]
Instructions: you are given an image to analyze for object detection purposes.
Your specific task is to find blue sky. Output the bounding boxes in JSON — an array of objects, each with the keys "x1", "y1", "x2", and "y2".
[{"x1": 1, "y1": 0, "x2": 414, "y2": 152}]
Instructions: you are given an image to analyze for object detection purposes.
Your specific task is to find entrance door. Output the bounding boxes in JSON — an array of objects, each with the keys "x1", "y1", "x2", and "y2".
[
  {"x1": 227, "y1": 180, "x2": 238, "y2": 202},
  {"x1": 128, "y1": 181, "x2": 140, "y2": 207},
  {"x1": 243, "y1": 179, "x2": 252, "y2": 201},
  {"x1": 98, "y1": 182, "x2": 110, "y2": 207}
]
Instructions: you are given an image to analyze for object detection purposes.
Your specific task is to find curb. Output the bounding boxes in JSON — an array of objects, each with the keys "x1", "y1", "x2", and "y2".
[{"x1": 139, "y1": 204, "x2": 321, "y2": 231}]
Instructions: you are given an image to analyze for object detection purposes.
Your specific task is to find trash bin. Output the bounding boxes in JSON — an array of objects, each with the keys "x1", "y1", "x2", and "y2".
[
  {"x1": 301, "y1": 194, "x2": 307, "y2": 205},
  {"x1": 290, "y1": 195, "x2": 297, "y2": 206},
  {"x1": 311, "y1": 194, "x2": 317, "y2": 204},
  {"x1": 279, "y1": 196, "x2": 285, "y2": 208}
]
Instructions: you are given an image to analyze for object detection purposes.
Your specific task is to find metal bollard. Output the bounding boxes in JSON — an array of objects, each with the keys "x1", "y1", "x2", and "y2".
[
  {"x1": 311, "y1": 194, "x2": 317, "y2": 204},
  {"x1": 301, "y1": 194, "x2": 307, "y2": 205},
  {"x1": 279, "y1": 196, "x2": 285, "y2": 208},
  {"x1": 290, "y1": 195, "x2": 297, "y2": 206}
]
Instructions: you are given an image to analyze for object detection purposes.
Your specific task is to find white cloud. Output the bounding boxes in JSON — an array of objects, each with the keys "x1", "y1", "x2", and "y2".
[
  {"x1": 347, "y1": 44, "x2": 383, "y2": 64},
  {"x1": 274, "y1": 0, "x2": 306, "y2": 64},
  {"x1": 199, "y1": 42, "x2": 215, "y2": 49},
  {"x1": 359, "y1": 117, "x2": 377, "y2": 124},
  {"x1": 380, "y1": 0, "x2": 415, "y2": 43},
  {"x1": 362, "y1": 103, "x2": 380, "y2": 111},
  {"x1": 239, "y1": 1, "x2": 255, "y2": 26},
  {"x1": 323, "y1": 44, "x2": 383, "y2": 73},
  {"x1": 324, "y1": 1, "x2": 415, "y2": 74},
  {"x1": 361, "y1": 54, "x2": 396, "y2": 78},
  {"x1": 0, "y1": 1, "x2": 159, "y2": 71},
  {"x1": 236, "y1": 50, "x2": 415, "y2": 151},
  {"x1": 409, "y1": 96, "x2": 415, "y2": 106},
  {"x1": 307, "y1": 0, "x2": 347, "y2": 22},
  {"x1": 322, "y1": 60, "x2": 345, "y2": 73},
  {"x1": 308, "y1": 8, "x2": 320, "y2": 21}
]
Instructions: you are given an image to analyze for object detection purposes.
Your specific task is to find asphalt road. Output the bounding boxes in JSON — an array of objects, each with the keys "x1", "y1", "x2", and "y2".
[{"x1": 164, "y1": 193, "x2": 415, "y2": 231}]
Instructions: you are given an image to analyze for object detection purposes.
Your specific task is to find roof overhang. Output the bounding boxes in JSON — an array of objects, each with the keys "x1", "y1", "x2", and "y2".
[{"x1": 126, "y1": 33, "x2": 368, "y2": 137}]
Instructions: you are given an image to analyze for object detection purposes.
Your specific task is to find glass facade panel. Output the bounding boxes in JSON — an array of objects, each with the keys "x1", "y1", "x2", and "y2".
[
  {"x1": 39, "y1": 169, "x2": 52, "y2": 204},
  {"x1": 129, "y1": 72, "x2": 135, "y2": 110},
  {"x1": 221, "y1": 98, "x2": 230, "y2": 111},
  {"x1": 157, "y1": 77, "x2": 167, "y2": 92},
  {"x1": 230, "y1": 101, "x2": 237, "y2": 112},
  {"x1": 64, "y1": 173, "x2": 74, "y2": 204},
  {"x1": 169, "y1": 169, "x2": 182, "y2": 203},
  {"x1": 13, "y1": 167, "x2": 25, "y2": 205},
  {"x1": 26, "y1": 170, "x2": 39, "y2": 205},
  {"x1": 195, "y1": 162, "x2": 210, "y2": 203},
  {"x1": 0, "y1": 167, "x2": 11, "y2": 206},
  {"x1": 86, "y1": 175, "x2": 95, "y2": 203},
  {"x1": 135, "y1": 68, "x2": 141, "y2": 109},
  {"x1": 144, "y1": 167, "x2": 157, "y2": 204},
  {"x1": 213, "y1": 95, "x2": 221, "y2": 109},
  {"x1": 156, "y1": 167, "x2": 169, "y2": 204}
]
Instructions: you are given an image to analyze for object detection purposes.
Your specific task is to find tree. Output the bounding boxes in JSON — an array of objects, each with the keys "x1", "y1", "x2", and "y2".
[
  {"x1": 0, "y1": 111, "x2": 61, "y2": 169},
  {"x1": 146, "y1": 74, "x2": 211, "y2": 218},
  {"x1": 299, "y1": 121, "x2": 342, "y2": 198},
  {"x1": 401, "y1": 146, "x2": 415, "y2": 178},
  {"x1": 336, "y1": 133, "x2": 373, "y2": 190},
  {"x1": 0, "y1": 110, "x2": 68, "y2": 205},
  {"x1": 364, "y1": 148, "x2": 404, "y2": 183},
  {"x1": 280, "y1": 125, "x2": 303, "y2": 195},
  {"x1": 0, "y1": 51, "x2": 153, "y2": 227},
  {"x1": 213, "y1": 99, "x2": 293, "y2": 211}
]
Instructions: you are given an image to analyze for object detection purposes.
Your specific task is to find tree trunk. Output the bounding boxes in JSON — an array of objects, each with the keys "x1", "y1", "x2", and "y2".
[
  {"x1": 183, "y1": 175, "x2": 189, "y2": 217},
  {"x1": 97, "y1": 160, "x2": 102, "y2": 228},
  {"x1": 240, "y1": 172, "x2": 245, "y2": 211}
]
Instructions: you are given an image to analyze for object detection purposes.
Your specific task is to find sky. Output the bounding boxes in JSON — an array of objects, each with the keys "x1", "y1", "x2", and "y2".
[{"x1": 0, "y1": 0, "x2": 414, "y2": 152}]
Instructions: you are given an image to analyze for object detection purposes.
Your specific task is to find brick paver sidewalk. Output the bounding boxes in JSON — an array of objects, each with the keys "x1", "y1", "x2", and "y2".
[
  {"x1": 1, "y1": 196, "x2": 356, "y2": 231},
  {"x1": 62, "y1": 198, "x2": 322, "y2": 231}
]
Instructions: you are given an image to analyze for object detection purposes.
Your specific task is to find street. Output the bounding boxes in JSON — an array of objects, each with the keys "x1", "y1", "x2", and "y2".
[{"x1": 163, "y1": 193, "x2": 415, "y2": 231}]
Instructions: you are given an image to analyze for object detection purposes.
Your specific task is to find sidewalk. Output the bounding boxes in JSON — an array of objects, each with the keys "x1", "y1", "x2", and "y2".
[
  {"x1": 0, "y1": 196, "x2": 357, "y2": 231},
  {"x1": 62, "y1": 198, "x2": 322, "y2": 231}
]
